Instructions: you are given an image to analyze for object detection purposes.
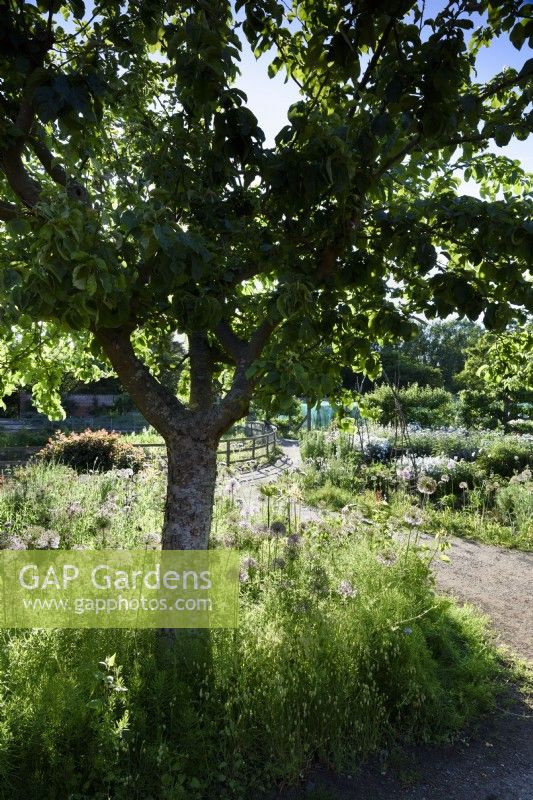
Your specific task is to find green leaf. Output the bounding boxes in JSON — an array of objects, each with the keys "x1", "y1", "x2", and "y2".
[
  {"x1": 510, "y1": 22, "x2": 527, "y2": 50},
  {"x1": 518, "y1": 58, "x2": 533, "y2": 79},
  {"x1": 494, "y1": 125, "x2": 512, "y2": 147}
]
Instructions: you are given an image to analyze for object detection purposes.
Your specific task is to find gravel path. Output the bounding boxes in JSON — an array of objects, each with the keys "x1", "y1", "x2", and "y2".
[{"x1": 432, "y1": 536, "x2": 533, "y2": 662}]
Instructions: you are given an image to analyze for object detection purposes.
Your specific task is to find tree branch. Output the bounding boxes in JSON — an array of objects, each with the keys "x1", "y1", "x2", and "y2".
[
  {"x1": 1, "y1": 97, "x2": 40, "y2": 208},
  {"x1": 374, "y1": 133, "x2": 422, "y2": 180},
  {"x1": 356, "y1": 17, "x2": 395, "y2": 96},
  {"x1": 214, "y1": 320, "x2": 247, "y2": 362},
  {"x1": 479, "y1": 69, "x2": 531, "y2": 101},
  {"x1": 212, "y1": 317, "x2": 277, "y2": 434},
  {"x1": 189, "y1": 331, "x2": 214, "y2": 410},
  {"x1": 94, "y1": 326, "x2": 187, "y2": 439},
  {"x1": 31, "y1": 134, "x2": 90, "y2": 203}
]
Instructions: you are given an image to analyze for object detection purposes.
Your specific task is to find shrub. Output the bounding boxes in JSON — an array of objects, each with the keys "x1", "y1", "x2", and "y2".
[
  {"x1": 36, "y1": 429, "x2": 145, "y2": 473},
  {"x1": 495, "y1": 476, "x2": 533, "y2": 539},
  {"x1": 361, "y1": 384, "x2": 455, "y2": 428},
  {"x1": 507, "y1": 419, "x2": 533, "y2": 435},
  {"x1": 477, "y1": 438, "x2": 532, "y2": 478},
  {"x1": 398, "y1": 429, "x2": 483, "y2": 460},
  {"x1": 304, "y1": 483, "x2": 353, "y2": 510}
]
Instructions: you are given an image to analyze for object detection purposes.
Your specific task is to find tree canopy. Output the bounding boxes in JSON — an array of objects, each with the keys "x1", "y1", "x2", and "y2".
[{"x1": 0, "y1": 0, "x2": 532, "y2": 425}]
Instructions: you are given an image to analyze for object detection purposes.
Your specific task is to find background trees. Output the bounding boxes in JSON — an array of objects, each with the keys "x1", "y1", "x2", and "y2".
[
  {"x1": 1, "y1": 0, "x2": 532, "y2": 547},
  {"x1": 456, "y1": 327, "x2": 533, "y2": 428}
]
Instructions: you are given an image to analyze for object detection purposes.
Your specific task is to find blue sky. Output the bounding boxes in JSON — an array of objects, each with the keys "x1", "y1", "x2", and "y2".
[{"x1": 235, "y1": 6, "x2": 533, "y2": 172}]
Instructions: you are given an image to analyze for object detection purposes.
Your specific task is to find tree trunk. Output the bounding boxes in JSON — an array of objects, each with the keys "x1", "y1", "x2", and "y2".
[{"x1": 163, "y1": 432, "x2": 219, "y2": 550}]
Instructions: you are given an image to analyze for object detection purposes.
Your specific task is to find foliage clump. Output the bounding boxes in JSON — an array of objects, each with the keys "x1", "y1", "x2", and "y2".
[
  {"x1": 36, "y1": 429, "x2": 144, "y2": 474},
  {"x1": 361, "y1": 385, "x2": 455, "y2": 428}
]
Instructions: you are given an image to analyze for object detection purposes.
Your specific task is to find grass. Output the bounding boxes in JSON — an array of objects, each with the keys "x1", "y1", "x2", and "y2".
[{"x1": 0, "y1": 461, "x2": 506, "y2": 799}]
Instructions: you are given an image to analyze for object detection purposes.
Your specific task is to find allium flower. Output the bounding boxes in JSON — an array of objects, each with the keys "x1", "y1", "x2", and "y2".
[
  {"x1": 143, "y1": 532, "x2": 162, "y2": 549},
  {"x1": 272, "y1": 557, "x2": 286, "y2": 570},
  {"x1": 417, "y1": 475, "x2": 437, "y2": 495},
  {"x1": 287, "y1": 533, "x2": 302, "y2": 548},
  {"x1": 100, "y1": 495, "x2": 118, "y2": 513},
  {"x1": 439, "y1": 474, "x2": 450, "y2": 484},
  {"x1": 403, "y1": 511, "x2": 423, "y2": 527},
  {"x1": 241, "y1": 556, "x2": 257, "y2": 571},
  {"x1": 95, "y1": 513, "x2": 112, "y2": 531},
  {"x1": 35, "y1": 530, "x2": 61, "y2": 549},
  {"x1": 447, "y1": 459, "x2": 456, "y2": 470},
  {"x1": 459, "y1": 481, "x2": 468, "y2": 490},
  {"x1": 270, "y1": 521, "x2": 286, "y2": 536},
  {"x1": 403, "y1": 627, "x2": 413, "y2": 635},
  {"x1": 226, "y1": 478, "x2": 239, "y2": 493},
  {"x1": 223, "y1": 533, "x2": 237, "y2": 548},
  {"x1": 66, "y1": 501, "x2": 82, "y2": 518},
  {"x1": 7, "y1": 535, "x2": 26, "y2": 551},
  {"x1": 239, "y1": 570, "x2": 249, "y2": 583},
  {"x1": 377, "y1": 552, "x2": 397, "y2": 566},
  {"x1": 397, "y1": 466, "x2": 412, "y2": 481},
  {"x1": 337, "y1": 580, "x2": 357, "y2": 599},
  {"x1": 252, "y1": 523, "x2": 269, "y2": 539}
]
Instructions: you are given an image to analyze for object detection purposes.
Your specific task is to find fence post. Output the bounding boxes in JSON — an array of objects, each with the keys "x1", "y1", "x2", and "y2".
[{"x1": 226, "y1": 439, "x2": 231, "y2": 467}]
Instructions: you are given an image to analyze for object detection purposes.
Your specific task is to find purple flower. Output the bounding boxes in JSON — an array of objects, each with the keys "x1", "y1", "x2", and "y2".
[
  {"x1": 270, "y1": 521, "x2": 286, "y2": 536},
  {"x1": 7, "y1": 535, "x2": 26, "y2": 551},
  {"x1": 337, "y1": 580, "x2": 357, "y2": 599},
  {"x1": 241, "y1": 556, "x2": 257, "y2": 571},
  {"x1": 35, "y1": 530, "x2": 61, "y2": 550},
  {"x1": 66, "y1": 501, "x2": 83, "y2": 518}
]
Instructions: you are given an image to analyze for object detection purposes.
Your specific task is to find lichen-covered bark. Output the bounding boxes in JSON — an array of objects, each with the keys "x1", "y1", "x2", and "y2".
[{"x1": 163, "y1": 434, "x2": 218, "y2": 550}]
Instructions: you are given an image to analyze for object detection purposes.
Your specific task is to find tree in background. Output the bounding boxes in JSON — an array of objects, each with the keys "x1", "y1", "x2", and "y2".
[
  {"x1": 1, "y1": 1, "x2": 532, "y2": 548},
  {"x1": 381, "y1": 319, "x2": 483, "y2": 390},
  {"x1": 360, "y1": 383, "x2": 455, "y2": 428},
  {"x1": 456, "y1": 327, "x2": 533, "y2": 429}
]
